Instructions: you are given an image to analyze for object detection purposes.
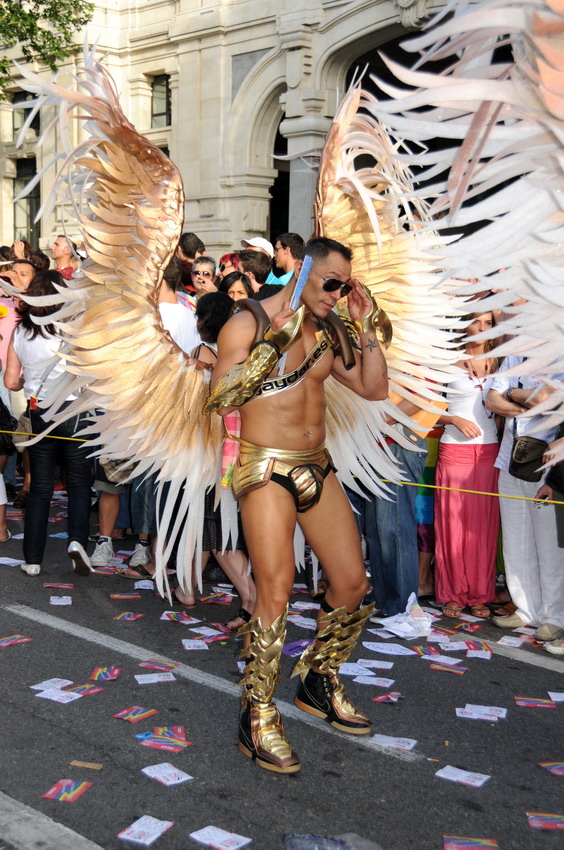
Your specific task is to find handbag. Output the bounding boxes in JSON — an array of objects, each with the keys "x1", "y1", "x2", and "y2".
[
  {"x1": 0, "y1": 397, "x2": 17, "y2": 455},
  {"x1": 12, "y1": 409, "x2": 33, "y2": 453},
  {"x1": 508, "y1": 415, "x2": 547, "y2": 482},
  {"x1": 546, "y1": 424, "x2": 564, "y2": 493}
]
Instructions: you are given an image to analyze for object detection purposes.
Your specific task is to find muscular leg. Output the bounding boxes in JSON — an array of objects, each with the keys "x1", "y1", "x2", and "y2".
[
  {"x1": 239, "y1": 482, "x2": 298, "y2": 628},
  {"x1": 298, "y1": 472, "x2": 369, "y2": 611}
]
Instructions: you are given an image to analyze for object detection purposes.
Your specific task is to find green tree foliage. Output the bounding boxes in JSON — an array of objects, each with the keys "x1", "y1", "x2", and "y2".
[{"x1": 0, "y1": 1, "x2": 94, "y2": 97}]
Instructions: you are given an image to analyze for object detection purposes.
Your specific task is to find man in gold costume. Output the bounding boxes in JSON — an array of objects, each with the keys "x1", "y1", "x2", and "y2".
[{"x1": 205, "y1": 237, "x2": 388, "y2": 773}]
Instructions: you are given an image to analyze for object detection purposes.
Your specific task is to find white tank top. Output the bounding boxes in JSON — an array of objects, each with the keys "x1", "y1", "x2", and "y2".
[
  {"x1": 441, "y1": 371, "x2": 498, "y2": 445},
  {"x1": 12, "y1": 325, "x2": 68, "y2": 400}
]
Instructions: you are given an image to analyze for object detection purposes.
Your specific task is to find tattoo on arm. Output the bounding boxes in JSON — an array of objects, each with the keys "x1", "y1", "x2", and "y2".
[{"x1": 363, "y1": 336, "x2": 388, "y2": 378}]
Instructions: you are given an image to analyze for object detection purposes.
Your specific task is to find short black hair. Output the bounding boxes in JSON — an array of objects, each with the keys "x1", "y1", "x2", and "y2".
[
  {"x1": 218, "y1": 271, "x2": 253, "y2": 299},
  {"x1": 239, "y1": 250, "x2": 271, "y2": 285},
  {"x1": 179, "y1": 232, "x2": 205, "y2": 259},
  {"x1": 253, "y1": 284, "x2": 284, "y2": 301},
  {"x1": 162, "y1": 255, "x2": 182, "y2": 292},
  {"x1": 304, "y1": 237, "x2": 352, "y2": 263},
  {"x1": 195, "y1": 292, "x2": 234, "y2": 344},
  {"x1": 275, "y1": 232, "x2": 305, "y2": 260}
]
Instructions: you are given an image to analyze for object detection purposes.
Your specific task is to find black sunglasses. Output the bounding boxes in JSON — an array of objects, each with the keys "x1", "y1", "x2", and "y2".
[{"x1": 321, "y1": 277, "x2": 353, "y2": 297}]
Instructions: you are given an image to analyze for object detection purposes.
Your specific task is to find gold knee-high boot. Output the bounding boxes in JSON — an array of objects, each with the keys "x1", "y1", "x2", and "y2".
[
  {"x1": 292, "y1": 602, "x2": 374, "y2": 734},
  {"x1": 238, "y1": 606, "x2": 300, "y2": 773}
]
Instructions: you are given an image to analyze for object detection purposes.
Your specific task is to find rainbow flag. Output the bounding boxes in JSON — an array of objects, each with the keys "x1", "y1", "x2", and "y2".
[
  {"x1": 109, "y1": 593, "x2": 141, "y2": 600},
  {"x1": 514, "y1": 697, "x2": 557, "y2": 709},
  {"x1": 431, "y1": 625, "x2": 457, "y2": 636},
  {"x1": 443, "y1": 837, "x2": 498, "y2": 849},
  {"x1": 0, "y1": 635, "x2": 32, "y2": 647},
  {"x1": 42, "y1": 779, "x2": 92, "y2": 802},
  {"x1": 539, "y1": 762, "x2": 564, "y2": 776},
  {"x1": 451, "y1": 622, "x2": 482, "y2": 633},
  {"x1": 464, "y1": 641, "x2": 490, "y2": 652},
  {"x1": 113, "y1": 706, "x2": 158, "y2": 723},
  {"x1": 372, "y1": 691, "x2": 404, "y2": 704},
  {"x1": 63, "y1": 683, "x2": 104, "y2": 696},
  {"x1": 138, "y1": 659, "x2": 179, "y2": 671},
  {"x1": 413, "y1": 645, "x2": 440, "y2": 657},
  {"x1": 136, "y1": 725, "x2": 191, "y2": 752},
  {"x1": 90, "y1": 667, "x2": 121, "y2": 681},
  {"x1": 114, "y1": 612, "x2": 144, "y2": 621},
  {"x1": 526, "y1": 812, "x2": 564, "y2": 829},
  {"x1": 429, "y1": 663, "x2": 468, "y2": 675}
]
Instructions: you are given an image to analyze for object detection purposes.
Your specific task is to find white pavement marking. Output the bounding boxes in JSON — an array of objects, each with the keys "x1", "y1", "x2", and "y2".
[
  {"x1": 5, "y1": 603, "x2": 422, "y2": 763},
  {"x1": 0, "y1": 790, "x2": 104, "y2": 850},
  {"x1": 489, "y1": 640, "x2": 564, "y2": 672}
]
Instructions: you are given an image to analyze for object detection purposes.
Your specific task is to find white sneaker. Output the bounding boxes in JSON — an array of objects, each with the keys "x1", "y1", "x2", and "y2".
[
  {"x1": 21, "y1": 563, "x2": 41, "y2": 576},
  {"x1": 129, "y1": 542, "x2": 151, "y2": 568},
  {"x1": 545, "y1": 639, "x2": 564, "y2": 656},
  {"x1": 90, "y1": 538, "x2": 114, "y2": 567},
  {"x1": 68, "y1": 540, "x2": 93, "y2": 576}
]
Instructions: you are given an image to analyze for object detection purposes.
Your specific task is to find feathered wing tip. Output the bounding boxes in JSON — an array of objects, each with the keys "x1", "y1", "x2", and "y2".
[
  {"x1": 365, "y1": 0, "x2": 564, "y2": 449},
  {"x1": 14, "y1": 49, "x2": 225, "y2": 594},
  {"x1": 315, "y1": 83, "x2": 468, "y2": 454}
]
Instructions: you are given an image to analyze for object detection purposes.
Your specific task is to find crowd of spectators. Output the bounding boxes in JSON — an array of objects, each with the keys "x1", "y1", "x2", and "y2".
[{"x1": 1, "y1": 229, "x2": 563, "y2": 653}]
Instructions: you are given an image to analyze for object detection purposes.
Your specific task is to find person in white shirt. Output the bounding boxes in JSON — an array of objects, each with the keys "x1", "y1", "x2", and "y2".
[
  {"x1": 158, "y1": 256, "x2": 200, "y2": 355},
  {"x1": 486, "y1": 357, "x2": 564, "y2": 641}
]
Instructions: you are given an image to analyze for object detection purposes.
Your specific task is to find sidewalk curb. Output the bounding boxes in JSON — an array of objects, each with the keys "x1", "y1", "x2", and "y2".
[{"x1": 0, "y1": 791, "x2": 104, "y2": 850}]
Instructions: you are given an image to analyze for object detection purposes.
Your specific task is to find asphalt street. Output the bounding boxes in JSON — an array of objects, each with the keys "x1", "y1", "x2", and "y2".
[{"x1": 0, "y1": 495, "x2": 563, "y2": 850}]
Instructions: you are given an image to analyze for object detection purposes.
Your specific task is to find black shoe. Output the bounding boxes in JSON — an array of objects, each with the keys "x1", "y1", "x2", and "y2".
[
  {"x1": 295, "y1": 669, "x2": 372, "y2": 734},
  {"x1": 238, "y1": 700, "x2": 301, "y2": 773}
]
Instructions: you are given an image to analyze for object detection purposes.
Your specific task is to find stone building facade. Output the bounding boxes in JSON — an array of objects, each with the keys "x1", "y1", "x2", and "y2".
[{"x1": 0, "y1": 0, "x2": 439, "y2": 257}]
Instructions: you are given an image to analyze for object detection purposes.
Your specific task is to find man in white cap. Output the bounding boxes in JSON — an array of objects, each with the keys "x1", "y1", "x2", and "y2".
[{"x1": 240, "y1": 237, "x2": 278, "y2": 285}]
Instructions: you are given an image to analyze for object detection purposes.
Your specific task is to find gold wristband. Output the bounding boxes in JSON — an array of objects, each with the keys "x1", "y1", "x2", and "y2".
[
  {"x1": 352, "y1": 283, "x2": 393, "y2": 348},
  {"x1": 204, "y1": 341, "x2": 279, "y2": 413}
]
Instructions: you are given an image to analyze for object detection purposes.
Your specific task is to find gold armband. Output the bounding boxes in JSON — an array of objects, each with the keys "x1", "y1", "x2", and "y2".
[
  {"x1": 204, "y1": 307, "x2": 305, "y2": 413},
  {"x1": 352, "y1": 283, "x2": 393, "y2": 349}
]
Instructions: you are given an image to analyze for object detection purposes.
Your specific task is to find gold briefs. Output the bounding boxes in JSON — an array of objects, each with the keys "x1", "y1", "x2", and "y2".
[{"x1": 232, "y1": 438, "x2": 335, "y2": 513}]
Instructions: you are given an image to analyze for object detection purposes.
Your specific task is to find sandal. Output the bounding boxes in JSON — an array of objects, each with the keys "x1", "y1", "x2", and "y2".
[
  {"x1": 492, "y1": 602, "x2": 517, "y2": 618},
  {"x1": 0, "y1": 530, "x2": 10, "y2": 543},
  {"x1": 309, "y1": 577, "x2": 330, "y2": 600},
  {"x1": 13, "y1": 490, "x2": 29, "y2": 509},
  {"x1": 443, "y1": 603, "x2": 462, "y2": 619},
  {"x1": 224, "y1": 606, "x2": 252, "y2": 632},
  {"x1": 172, "y1": 589, "x2": 196, "y2": 610},
  {"x1": 470, "y1": 604, "x2": 491, "y2": 619},
  {"x1": 120, "y1": 563, "x2": 154, "y2": 581}
]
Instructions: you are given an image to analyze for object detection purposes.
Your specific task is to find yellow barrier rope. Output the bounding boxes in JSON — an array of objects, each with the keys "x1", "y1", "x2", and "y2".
[{"x1": 2, "y1": 431, "x2": 562, "y2": 504}]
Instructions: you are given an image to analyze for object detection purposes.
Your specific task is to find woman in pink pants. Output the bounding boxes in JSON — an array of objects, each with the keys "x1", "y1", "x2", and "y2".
[{"x1": 434, "y1": 311, "x2": 500, "y2": 619}]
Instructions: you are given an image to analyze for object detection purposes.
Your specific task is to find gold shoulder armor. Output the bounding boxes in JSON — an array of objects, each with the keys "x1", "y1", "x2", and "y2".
[{"x1": 204, "y1": 307, "x2": 305, "y2": 413}]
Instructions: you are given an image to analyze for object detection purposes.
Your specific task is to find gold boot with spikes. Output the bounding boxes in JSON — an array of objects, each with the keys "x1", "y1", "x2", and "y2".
[
  {"x1": 238, "y1": 606, "x2": 300, "y2": 773},
  {"x1": 292, "y1": 602, "x2": 374, "y2": 734}
]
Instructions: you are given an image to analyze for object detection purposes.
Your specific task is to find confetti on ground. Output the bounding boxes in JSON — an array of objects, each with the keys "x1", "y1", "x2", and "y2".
[
  {"x1": 90, "y1": 667, "x2": 121, "y2": 681},
  {"x1": 110, "y1": 593, "x2": 141, "y2": 600},
  {"x1": 138, "y1": 660, "x2": 179, "y2": 671},
  {"x1": 443, "y1": 837, "x2": 499, "y2": 848},
  {"x1": 526, "y1": 811, "x2": 564, "y2": 830},
  {"x1": 113, "y1": 706, "x2": 159, "y2": 723},
  {"x1": 0, "y1": 634, "x2": 32, "y2": 647},
  {"x1": 514, "y1": 696, "x2": 557, "y2": 709},
  {"x1": 429, "y1": 663, "x2": 468, "y2": 675},
  {"x1": 63, "y1": 684, "x2": 104, "y2": 696},
  {"x1": 43, "y1": 583, "x2": 74, "y2": 589},
  {"x1": 69, "y1": 761, "x2": 103, "y2": 770},
  {"x1": 136, "y1": 726, "x2": 191, "y2": 753},
  {"x1": 539, "y1": 762, "x2": 564, "y2": 776},
  {"x1": 114, "y1": 612, "x2": 145, "y2": 621},
  {"x1": 42, "y1": 779, "x2": 92, "y2": 802},
  {"x1": 372, "y1": 692, "x2": 404, "y2": 703}
]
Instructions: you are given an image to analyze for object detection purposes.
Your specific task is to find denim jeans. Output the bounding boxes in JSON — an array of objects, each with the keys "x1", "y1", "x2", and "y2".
[
  {"x1": 362, "y1": 441, "x2": 426, "y2": 616},
  {"x1": 24, "y1": 409, "x2": 93, "y2": 564}
]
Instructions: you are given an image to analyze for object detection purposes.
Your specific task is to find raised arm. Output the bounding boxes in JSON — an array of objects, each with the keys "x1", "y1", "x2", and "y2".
[
  {"x1": 4, "y1": 331, "x2": 24, "y2": 391},
  {"x1": 330, "y1": 279, "x2": 388, "y2": 400}
]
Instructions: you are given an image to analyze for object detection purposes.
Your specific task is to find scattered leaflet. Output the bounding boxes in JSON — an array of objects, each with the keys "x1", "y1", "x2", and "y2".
[
  {"x1": 36, "y1": 689, "x2": 82, "y2": 703},
  {"x1": 539, "y1": 762, "x2": 564, "y2": 776},
  {"x1": 50, "y1": 596, "x2": 72, "y2": 605},
  {"x1": 443, "y1": 836, "x2": 498, "y2": 848},
  {"x1": 182, "y1": 639, "x2": 209, "y2": 651},
  {"x1": 0, "y1": 635, "x2": 32, "y2": 647},
  {"x1": 496, "y1": 635, "x2": 525, "y2": 647},
  {"x1": 117, "y1": 815, "x2": 174, "y2": 846},
  {"x1": 141, "y1": 763, "x2": 193, "y2": 786},
  {"x1": 362, "y1": 642, "x2": 417, "y2": 656},
  {"x1": 42, "y1": 779, "x2": 91, "y2": 802},
  {"x1": 514, "y1": 696, "x2": 557, "y2": 709},
  {"x1": 353, "y1": 676, "x2": 395, "y2": 687},
  {"x1": 465, "y1": 705, "x2": 507, "y2": 719},
  {"x1": 63, "y1": 683, "x2": 104, "y2": 696},
  {"x1": 435, "y1": 766, "x2": 490, "y2": 788},
  {"x1": 134, "y1": 672, "x2": 176, "y2": 685},
  {"x1": 136, "y1": 726, "x2": 191, "y2": 753},
  {"x1": 526, "y1": 812, "x2": 564, "y2": 830},
  {"x1": 455, "y1": 708, "x2": 498, "y2": 723},
  {"x1": 369, "y1": 733, "x2": 416, "y2": 751},
  {"x1": 114, "y1": 707, "x2": 159, "y2": 723},
  {"x1": 357, "y1": 658, "x2": 394, "y2": 670},
  {"x1": 30, "y1": 678, "x2": 73, "y2": 691},
  {"x1": 114, "y1": 612, "x2": 145, "y2": 621},
  {"x1": 189, "y1": 825, "x2": 252, "y2": 848},
  {"x1": 138, "y1": 660, "x2": 179, "y2": 671}
]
